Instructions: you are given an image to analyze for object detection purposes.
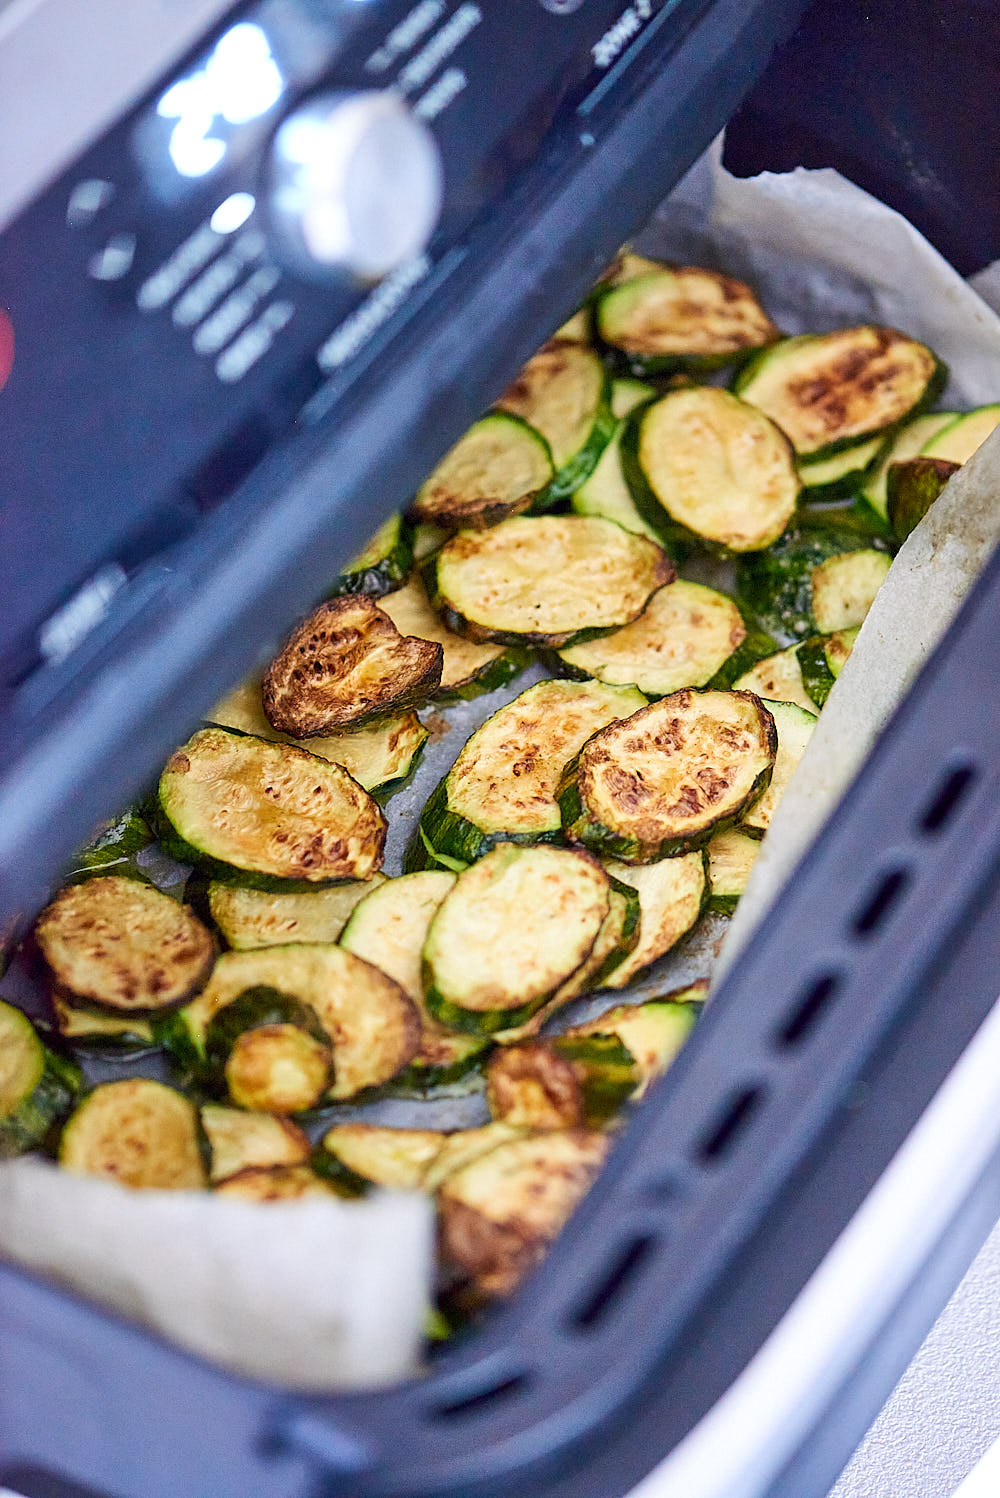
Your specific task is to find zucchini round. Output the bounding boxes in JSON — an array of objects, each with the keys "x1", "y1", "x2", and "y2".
[
  {"x1": 316, "y1": 1123, "x2": 447, "y2": 1191},
  {"x1": 213, "y1": 1165, "x2": 348, "y2": 1200},
  {"x1": 733, "y1": 645, "x2": 816, "y2": 714},
  {"x1": 0, "y1": 999, "x2": 81, "y2": 1157},
  {"x1": 564, "y1": 996, "x2": 700, "y2": 1094},
  {"x1": 430, "y1": 515, "x2": 674, "y2": 647},
  {"x1": 423, "y1": 846, "x2": 611, "y2": 1034},
  {"x1": 920, "y1": 404, "x2": 1000, "y2": 464},
  {"x1": 735, "y1": 526, "x2": 890, "y2": 642},
  {"x1": 706, "y1": 828, "x2": 760, "y2": 913},
  {"x1": 204, "y1": 986, "x2": 334, "y2": 1114},
  {"x1": 200, "y1": 1104, "x2": 310, "y2": 1183},
  {"x1": 486, "y1": 1037, "x2": 638, "y2": 1130},
  {"x1": 410, "y1": 412, "x2": 555, "y2": 530},
  {"x1": 739, "y1": 698, "x2": 816, "y2": 838},
  {"x1": 262, "y1": 596, "x2": 442, "y2": 737},
  {"x1": 600, "y1": 853, "x2": 707, "y2": 989},
  {"x1": 35, "y1": 876, "x2": 216, "y2": 1013},
  {"x1": 810, "y1": 548, "x2": 892, "y2": 633},
  {"x1": 859, "y1": 411, "x2": 957, "y2": 520},
  {"x1": 330, "y1": 513, "x2": 414, "y2": 598},
  {"x1": 158, "y1": 727, "x2": 387, "y2": 888},
  {"x1": 379, "y1": 575, "x2": 530, "y2": 701},
  {"x1": 496, "y1": 340, "x2": 615, "y2": 498},
  {"x1": 51, "y1": 991, "x2": 158, "y2": 1054},
  {"x1": 207, "y1": 876, "x2": 386, "y2": 949},
  {"x1": 559, "y1": 690, "x2": 777, "y2": 861},
  {"x1": 595, "y1": 266, "x2": 779, "y2": 375},
  {"x1": 795, "y1": 628, "x2": 858, "y2": 709},
  {"x1": 59, "y1": 1079, "x2": 206, "y2": 1190}
]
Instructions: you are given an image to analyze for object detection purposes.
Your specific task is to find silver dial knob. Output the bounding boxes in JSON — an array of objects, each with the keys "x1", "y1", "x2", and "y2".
[{"x1": 268, "y1": 90, "x2": 443, "y2": 281}]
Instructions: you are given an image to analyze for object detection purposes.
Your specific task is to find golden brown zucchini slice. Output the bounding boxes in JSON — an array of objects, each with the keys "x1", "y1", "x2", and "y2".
[
  {"x1": 571, "y1": 378, "x2": 661, "y2": 543},
  {"x1": 735, "y1": 326, "x2": 944, "y2": 459},
  {"x1": 410, "y1": 412, "x2": 555, "y2": 529},
  {"x1": 158, "y1": 727, "x2": 386, "y2": 888},
  {"x1": 557, "y1": 580, "x2": 748, "y2": 697},
  {"x1": 207, "y1": 876, "x2": 385, "y2": 949},
  {"x1": 35, "y1": 876, "x2": 215, "y2": 1013},
  {"x1": 496, "y1": 340, "x2": 614, "y2": 496},
  {"x1": 559, "y1": 690, "x2": 777, "y2": 861},
  {"x1": 59, "y1": 1079, "x2": 206, "y2": 1190},
  {"x1": 623, "y1": 387, "x2": 799, "y2": 553},
  {"x1": 739, "y1": 699, "x2": 816, "y2": 838},
  {"x1": 330, "y1": 512, "x2": 414, "y2": 598},
  {"x1": 423, "y1": 846, "x2": 611, "y2": 1034},
  {"x1": 379, "y1": 575, "x2": 529, "y2": 701},
  {"x1": 486, "y1": 1037, "x2": 638, "y2": 1130},
  {"x1": 733, "y1": 646, "x2": 816, "y2": 714},
  {"x1": 316, "y1": 1123, "x2": 447, "y2": 1191},
  {"x1": 203, "y1": 987, "x2": 334, "y2": 1114},
  {"x1": 564, "y1": 989, "x2": 704, "y2": 1094},
  {"x1": 596, "y1": 266, "x2": 779, "y2": 374},
  {"x1": 213, "y1": 1165, "x2": 348, "y2": 1200},
  {"x1": 200, "y1": 1104, "x2": 310, "y2": 1183},
  {"x1": 51, "y1": 991, "x2": 157, "y2": 1053},
  {"x1": 263, "y1": 596, "x2": 442, "y2": 736},
  {"x1": 430, "y1": 515, "x2": 674, "y2": 647},
  {"x1": 437, "y1": 1129, "x2": 610, "y2": 1300},
  {"x1": 600, "y1": 854, "x2": 707, "y2": 988},
  {"x1": 706, "y1": 828, "x2": 760, "y2": 913}
]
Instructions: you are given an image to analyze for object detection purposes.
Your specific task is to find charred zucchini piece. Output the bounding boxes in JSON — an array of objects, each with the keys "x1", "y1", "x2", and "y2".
[
  {"x1": 601, "y1": 854, "x2": 707, "y2": 988},
  {"x1": 797, "y1": 432, "x2": 889, "y2": 501},
  {"x1": 706, "y1": 828, "x2": 760, "y2": 913},
  {"x1": 733, "y1": 645, "x2": 816, "y2": 713},
  {"x1": 810, "y1": 549, "x2": 892, "y2": 632},
  {"x1": 437, "y1": 1129, "x2": 610, "y2": 1301},
  {"x1": 795, "y1": 628, "x2": 858, "y2": 709},
  {"x1": 623, "y1": 387, "x2": 799, "y2": 554},
  {"x1": 430, "y1": 516, "x2": 674, "y2": 648},
  {"x1": 595, "y1": 266, "x2": 779, "y2": 375},
  {"x1": 560, "y1": 690, "x2": 777, "y2": 861},
  {"x1": 0, "y1": 999, "x2": 81, "y2": 1156},
  {"x1": 921, "y1": 404, "x2": 1000, "y2": 464},
  {"x1": 208, "y1": 876, "x2": 385, "y2": 949},
  {"x1": 204, "y1": 986, "x2": 333, "y2": 1114},
  {"x1": 339, "y1": 872, "x2": 491, "y2": 1086},
  {"x1": 410, "y1": 412, "x2": 555, "y2": 530},
  {"x1": 736, "y1": 526, "x2": 890, "y2": 641},
  {"x1": 886, "y1": 458, "x2": 959, "y2": 541},
  {"x1": 496, "y1": 341, "x2": 615, "y2": 499},
  {"x1": 735, "y1": 327, "x2": 944, "y2": 459},
  {"x1": 379, "y1": 575, "x2": 530, "y2": 701},
  {"x1": 35, "y1": 876, "x2": 216, "y2": 1013},
  {"x1": 315, "y1": 1123, "x2": 446, "y2": 1191},
  {"x1": 210, "y1": 679, "x2": 428, "y2": 795},
  {"x1": 59, "y1": 1079, "x2": 206, "y2": 1190},
  {"x1": 859, "y1": 411, "x2": 957, "y2": 520},
  {"x1": 423, "y1": 846, "x2": 611, "y2": 1034},
  {"x1": 158, "y1": 728, "x2": 387, "y2": 888},
  {"x1": 330, "y1": 513, "x2": 415, "y2": 598},
  {"x1": 200, "y1": 1103, "x2": 309, "y2": 1183},
  {"x1": 68, "y1": 807, "x2": 153, "y2": 878},
  {"x1": 164, "y1": 944, "x2": 420, "y2": 1100},
  {"x1": 417, "y1": 679, "x2": 647, "y2": 864},
  {"x1": 213, "y1": 1164, "x2": 348, "y2": 1200},
  {"x1": 263, "y1": 596, "x2": 442, "y2": 736},
  {"x1": 572, "y1": 379, "x2": 660, "y2": 542},
  {"x1": 486, "y1": 1036, "x2": 638, "y2": 1129},
  {"x1": 557, "y1": 581, "x2": 749, "y2": 698},
  {"x1": 51, "y1": 992, "x2": 158, "y2": 1054},
  {"x1": 564, "y1": 991, "x2": 702, "y2": 1093},
  {"x1": 739, "y1": 699, "x2": 816, "y2": 838}
]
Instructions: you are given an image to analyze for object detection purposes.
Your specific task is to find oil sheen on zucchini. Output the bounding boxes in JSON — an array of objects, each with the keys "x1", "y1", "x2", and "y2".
[
  {"x1": 739, "y1": 699, "x2": 817, "y2": 838},
  {"x1": 59, "y1": 1079, "x2": 206, "y2": 1190},
  {"x1": 208, "y1": 876, "x2": 386, "y2": 949},
  {"x1": 158, "y1": 727, "x2": 387, "y2": 888},
  {"x1": 600, "y1": 854, "x2": 707, "y2": 989},
  {"x1": 410, "y1": 412, "x2": 555, "y2": 529},
  {"x1": 330, "y1": 513, "x2": 414, "y2": 598},
  {"x1": 423, "y1": 846, "x2": 611, "y2": 1034},
  {"x1": 496, "y1": 341, "x2": 615, "y2": 500},
  {"x1": 379, "y1": 575, "x2": 530, "y2": 701},
  {"x1": 595, "y1": 266, "x2": 779, "y2": 375},
  {"x1": 0, "y1": 999, "x2": 82, "y2": 1157},
  {"x1": 559, "y1": 690, "x2": 777, "y2": 861},
  {"x1": 430, "y1": 515, "x2": 674, "y2": 647},
  {"x1": 415, "y1": 678, "x2": 647, "y2": 865}
]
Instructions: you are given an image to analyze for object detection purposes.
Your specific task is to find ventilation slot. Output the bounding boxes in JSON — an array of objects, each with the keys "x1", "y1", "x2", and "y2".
[
  {"x1": 853, "y1": 866, "x2": 909, "y2": 937},
  {"x1": 778, "y1": 972, "x2": 840, "y2": 1047},
  {"x1": 569, "y1": 1234, "x2": 656, "y2": 1331},
  {"x1": 918, "y1": 762, "x2": 977, "y2": 835},
  {"x1": 434, "y1": 1372, "x2": 531, "y2": 1421},
  {"x1": 698, "y1": 1086, "x2": 764, "y2": 1162}
]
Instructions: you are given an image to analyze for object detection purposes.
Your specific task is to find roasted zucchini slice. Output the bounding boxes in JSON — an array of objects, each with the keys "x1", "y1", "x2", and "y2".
[
  {"x1": 564, "y1": 991, "x2": 702, "y2": 1094},
  {"x1": 200, "y1": 1103, "x2": 310, "y2": 1183},
  {"x1": 431, "y1": 515, "x2": 673, "y2": 648},
  {"x1": 733, "y1": 645, "x2": 816, "y2": 713},
  {"x1": 571, "y1": 379, "x2": 660, "y2": 542},
  {"x1": 379, "y1": 575, "x2": 530, "y2": 701},
  {"x1": 213, "y1": 1165, "x2": 348, "y2": 1200},
  {"x1": 423, "y1": 846, "x2": 611, "y2": 1034},
  {"x1": 920, "y1": 404, "x2": 1000, "y2": 464},
  {"x1": 797, "y1": 432, "x2": 889, "y2": 502},
  {"x1": 739, "y1": 699, "x2": 816, "y2": 838},
  {"x1": 158, "y1": 728, "x2": 387, "y2": 888},
  {"x1": 736, "y1": 526, "x2": 891, "y2": 641},
  {"x1": 163, "y1": 944, "x2": 420, "y2": 1100},
  {"x1": 437, "y1": 1129, "x2": 610, "y2": 1301},
  {"x1": 595, "y1": 266, "x2": 779, "y2": 375},
  {"x1": 554, "y1": 307, "x2": 591, "y2": 342},
  {"x1": 600, "y1": 853, "x2": 707, "y2": 988},
  {"x1": 330, "y1": 513, "x2": 415, "y2": 598},
  {"x1": 810, "y1": 548, "x2": 892, "y2": 632},
  {"x1": 315, "y1": 1123, "x2": 447, "y2": 1191},
  {"x1": 734, "y1": 326, "x2": 944, "y2": 459},
  {"x1": 859, "y1": 411, "x2": 957, "y2": 520},
  {"x1": 622, "y1": 387, "x2": 799, "y2": 553},
  {"x1": 35, "y1": 876, "x2": 216, "y2": 1013},
  {"x1": 559, "y1": 690, "x2": 777, "y2": 861},
  {"x1": 548, "y1": 874, "x2": 641, "y2": 1004},
  {"x1": 339, "y1": 872, "x2": 491, "y2": 1087},
  {"x1": 795, "y1": 628, "x2": 858, "y2": 709},
  {"x1": 0, "y1": 999, "x2": 81, "y2": 1157},
  {"x1": 410, "y1": 412, "x2": 555, "y2": 530},
  {"x1": 886, "y1": 458, "x2": 959, "y2": 542},
  {"x1": 486, "y1": 1036, "x2": 638, "y2": 1130},
  {"x1": 59, "y1": 1079, "x2": 206, "y2": 1190},
  {"x1": 706, "y1": 828, "x2": 760, "y2": 913},
  {"x1": 496, "y1": 341, "x2": 615, "y2": 498},
  {"x1": 51, "y1": 991, "x2": 158, "y2": 1053},
  {"x1": 556, "y1": 580, "x2": 749, "y2": 697},
  {"x1": 207, "y1": 876, "x2": 385, "y2": 949},
  {"x1": 263, "y1": 596, "x2": 442, "y2": 736},
  {"x1": 204, "y1": 986, "x2": 334, "y2": 1114},
  {"x1": 422, "y1": 1122, "x2": 529, "y2": 1191},
  {"x1": 210, "y1": 678, "x2": 428, "y2": 795},
  {"x1": 416, "y1": 679, "x2": 647, "y2": 864}
]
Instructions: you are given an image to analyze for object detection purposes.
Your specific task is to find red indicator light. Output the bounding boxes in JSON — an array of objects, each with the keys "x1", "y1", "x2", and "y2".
[{"x1": 0, "y1": 310, "x2": 12, "y2": 393}]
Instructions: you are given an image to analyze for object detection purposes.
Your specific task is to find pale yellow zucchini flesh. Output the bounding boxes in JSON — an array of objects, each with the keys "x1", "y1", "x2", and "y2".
[
  {"x1": 601, "y1": 854, "x2": 707, "y2": 988},
  {"x1": 379, "y1": 575, "x2": 513, "y2": 693},
  {"x1": 410, "y1": 412, "x2": 554, "y2": 529},
  {"x1": 706, "y1": 828, "x2": 760, "y2": 910},
  {"x1": 734, "y1": 647, "x2": 815, "y2": 714},
  {"x1": 213, "y1": 1165, "x2": 346, "y2": 1200},
  {"x1": 319, "y1": 1123, "x2": 447, "y2": 1190},
  {"x1": 208, "y1": 877, "x2": 385, "y2": 949},
  {"x1": 810, "y1": 550, "x2": 892, "y2": 632},
  {"x1": 740, "y1": 699, "x2": 817, "y2": 837},
  {"x1": 59, "y1": 1080, "x2": 206, "y2": 1190},
  {"x1": 496, "y1": 341, "x2": 605, "y2": 468},
  {"x1": 224, "y1": 1023, "x2": 333, "y2": 1113},
  {"x1": 200, "y1": 1104, "x2": 310, "y2": 1183}
]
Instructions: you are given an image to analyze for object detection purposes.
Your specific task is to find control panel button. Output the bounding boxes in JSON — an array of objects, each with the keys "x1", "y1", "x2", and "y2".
[{"x1": 267, "y1": 90, "x2": 443, "y2": 281}]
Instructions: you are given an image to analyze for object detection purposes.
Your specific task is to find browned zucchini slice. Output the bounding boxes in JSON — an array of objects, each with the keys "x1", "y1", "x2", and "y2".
[
  {"x1": 739, "y1": 699, "x2": 816, "y2": 838},
  {"x1": 810, "y1": 549, "x2": 892, "y2": 632},
  {"x1": 564, "y1": 990, "x2": 703, "y2": 1092},
  {"x1": 437, "y1": 1129, "x2": 610, "y2": 1300},
  {"x1": 430, "y1": 515, "x2": 674, "y2": 647},
  {"x1": 410, "y1": 412, "x2": 554, "y2": 529},
  {"x1": 208, "y1": 876, "x2": 385, "y2": 949},
  {"x1": 316, "y1": 1123, "x2": 447, "y2": 1190},
  {"x1": 225, "y1": 1024, "x2": 332, "y2": 1114},
  {"x1": 213, "y1": 1165, "x2": 348, "y2": 1200},
  {"x1": 559, "y1": 690, "x2": 777, "y2": 861},
  {"x1": 158, "y1": 727, "x2": 386, "y2": 888},
  {"x1": 263, "y1": 596, "x2": 442, "y2": 736},
  {"x1": 51, "y1": 991, "x2": 157, "y2": 1052},
  {"x1": 59, "y1": 1079, "x2": 206, "y2": 1190},
  {"x1": 486, "y1": 1037, "x2": 638, "y2": 1130},
  {"x1": 600, "y1": 854, "x2": 707, "y2": 988},
  {"x1": 379, "y1": 575, "x2": 529, "y2": 700},
  {"x1": 200, "y1": 1104, "x2": 310, "y2": 1183},
  {"x1": 733, "y1": 646, "x2": 816, "y2": 714},
  {"x1": 596, "y1": 266, "x2": 779, "y2": 374},
  {"x1": 495, "y1": 341, "x2": 613, "y2": 494},
  {"x1": 35, "y1": 876, "x2": 215, "y2": 1013}
]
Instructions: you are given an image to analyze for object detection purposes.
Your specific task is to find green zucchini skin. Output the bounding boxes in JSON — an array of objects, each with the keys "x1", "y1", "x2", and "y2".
[
  {"x1": 202, "y1": 985, "x2": 330, "y2": 1069},
  {"x1": 430, "y1": 647, "x2": 534, "y2": 706},
  {"x1": 309, "y1": 1144, "x2": 372, "y2": 1197},
  {"x1": 886, "y1": 457, "x2": 959, "y2": 542},
  {"x1": 540, "y1": 398, "x2": 617, "y2": 507},
  {"x1": 414, "y1": 775, "x2": 554, "y2": 869},
  {"x1": 704, "y1": 617, "x2": 779, "y2": 690},
  {"x1": 0, "y1": 1001, "x2": 82, "y2": 1158},
  {"x1": 330, "y1": 514, "x2": 415, "y2": 599},
  {"x1": 66, "y1": 808, "x2": 153, "y2": 880},
  {"x1": 795, "y1": 630, "x2": 859, "y2": 709},
  {"x1": 736, "y1": 527, "x2": 892, "y2": 642},
  {"x1": 795, "y1": 433, "x2": 890, "y2": 500},
  {"x1": 377, "y1": 1044, "x2": 492, "y2": 1098}
]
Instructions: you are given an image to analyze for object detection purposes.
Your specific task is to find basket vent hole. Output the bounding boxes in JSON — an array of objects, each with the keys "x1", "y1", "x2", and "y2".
[
  {"x1": 434, "y1": 1372, "x2": 531, "y2": 1421},
  {"x1": 853, "y1": 866, "x2": 909, "y2": 937},
  {"x1": 778, "y1": 972, "x2": 840, "y2": 1047},
  {"x1": 569, "y1": 1234, "x2": 656, "y2": 1331},
  {"x1": 918, "y1": 763, "x2": 977, "y2": 835},
  {"x1": 698, "y1": 1086, "x2": 764, "y2": 1163}
]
